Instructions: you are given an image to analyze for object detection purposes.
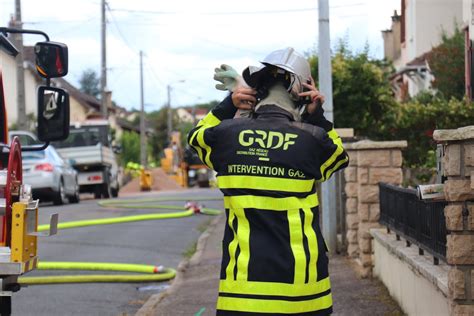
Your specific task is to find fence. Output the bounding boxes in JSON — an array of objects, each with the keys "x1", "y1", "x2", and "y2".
[{"x1": 379, "y1": 182, "x2": 447, "y2": 264}]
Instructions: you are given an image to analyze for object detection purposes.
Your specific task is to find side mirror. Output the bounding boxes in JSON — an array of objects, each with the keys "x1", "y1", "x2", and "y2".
[
  {"x1": 112, "y1": 145, "x2": 122, "y2": 154},
  {"x1": 37, "y1": 86, "x2": 70, "y2": 142},
  {"x1": 34, "y1": 41, "x2": 68, "y2": 78}
]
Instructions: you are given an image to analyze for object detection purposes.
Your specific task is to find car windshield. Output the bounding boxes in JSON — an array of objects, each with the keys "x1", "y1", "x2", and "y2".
[
  {"x1": 10, "y1": 133, "x2": 40, "y2": 146},
  {"x1": 52, "y1": 126, "x2": 109, "y2": 148},
  {"x1": 23, "y1": 151, "x2": 45, "y2": 161}
]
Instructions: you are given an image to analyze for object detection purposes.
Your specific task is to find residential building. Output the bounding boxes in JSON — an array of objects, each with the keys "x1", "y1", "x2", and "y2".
[
  {"x1": 0, "y1": 40, "x2": 40, "y2": 127},
  {"x1": 1, "y1": 42, "x2": 143, "y2": 141},
  {"x1": 176, "y1": 107, "x2": 208, "y2": 123},
  {"x1": 462, "y1": 0, "x2": 474, "y2": 98},
  {"x1": 383, "y1": 0, "x2": 463, "y2": 100}
]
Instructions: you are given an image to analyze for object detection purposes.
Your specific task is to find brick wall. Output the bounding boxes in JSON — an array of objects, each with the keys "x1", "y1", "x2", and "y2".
[{"x1": 434, "y1": 126, "x2": 474, "y2": 315}]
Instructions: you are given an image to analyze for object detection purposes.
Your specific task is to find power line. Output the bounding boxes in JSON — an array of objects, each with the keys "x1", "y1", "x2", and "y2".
[
  {"x1": 106, "y1": 3, "x2": 137, "y2": 57},
  {"x1": 37, "y1": 18, "x2": 98, "y2": 36},
  {"x1": 144, "y1": 61, "x2": 204, "y2": 101},
  {"x1": 110, "y1": 3, "x2": 365, "y2": 16}
]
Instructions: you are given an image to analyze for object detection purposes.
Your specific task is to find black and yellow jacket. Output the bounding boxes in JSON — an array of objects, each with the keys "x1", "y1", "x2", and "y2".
[{"x1": 188, "y1": 95, "x2": 349, "y2": 315}]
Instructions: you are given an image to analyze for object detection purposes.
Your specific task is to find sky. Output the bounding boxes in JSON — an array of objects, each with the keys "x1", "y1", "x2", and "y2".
[{"x1": 1, "y1": 0, "x2": 400, "y2": 111}]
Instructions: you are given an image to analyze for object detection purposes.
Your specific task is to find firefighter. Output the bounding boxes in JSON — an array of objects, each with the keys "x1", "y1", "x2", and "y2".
[{"x1": 188, "y1": 47, "x2": 348, "y2": 315}]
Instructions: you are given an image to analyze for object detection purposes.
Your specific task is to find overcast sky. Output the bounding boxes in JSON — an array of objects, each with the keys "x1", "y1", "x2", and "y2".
[{"x1": 1, "y1": 0, "x2": 400, "y2": 111}]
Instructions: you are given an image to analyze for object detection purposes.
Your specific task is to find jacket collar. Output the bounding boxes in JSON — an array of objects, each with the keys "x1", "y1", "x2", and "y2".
[{"x1": 254, "y1": 104, "x2": 295, "y2": 121}]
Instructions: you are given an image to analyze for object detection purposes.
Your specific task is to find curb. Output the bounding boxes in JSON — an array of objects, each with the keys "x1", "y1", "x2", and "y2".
[{"x1": 135, "y1": 214, "x2": 223, "y2": 316}]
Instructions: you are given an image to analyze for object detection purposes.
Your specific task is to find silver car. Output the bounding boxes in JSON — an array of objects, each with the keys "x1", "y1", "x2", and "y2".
[{"x1": 22, "y1": 146, "x2": 80, "y2": 205}]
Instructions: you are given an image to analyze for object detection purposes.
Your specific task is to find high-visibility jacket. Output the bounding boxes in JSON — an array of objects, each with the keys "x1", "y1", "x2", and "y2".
[{"x1": 188, "y1": 95, "x2": 349, "y2": 315}]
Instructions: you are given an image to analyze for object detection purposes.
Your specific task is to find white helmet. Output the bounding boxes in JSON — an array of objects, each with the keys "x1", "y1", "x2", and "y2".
[{"x1": 243, "y1": 47, "x2": 311, "y2": 99}]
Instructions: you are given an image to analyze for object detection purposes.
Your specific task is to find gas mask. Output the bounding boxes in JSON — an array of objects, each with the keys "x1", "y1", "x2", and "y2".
[{"x1": 242, "y1": 47, "x2": 312, "y2": 112}]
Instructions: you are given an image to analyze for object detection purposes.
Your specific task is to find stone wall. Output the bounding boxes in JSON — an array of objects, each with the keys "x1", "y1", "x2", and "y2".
[
  {"x1": 434, "y1": 126, "x2": 474, "y2": 315},
  {"x1": 343, "y1": 140, "x2": 407, "y2": 278},
  {"x1": 344, "y1": 145, "x2": 359, "y2": 258}
]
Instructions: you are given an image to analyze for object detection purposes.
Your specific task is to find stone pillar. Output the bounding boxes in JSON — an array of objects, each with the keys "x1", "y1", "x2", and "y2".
[
  {"x1": 434, "y1": 126, "x2": 474, "y2": 315},
  {"x1": 344, "y1": 140, "x2": 406, "y2": 278},
  {"x1": 344, "y1": 144, "x2": 359, "y2": 258}
]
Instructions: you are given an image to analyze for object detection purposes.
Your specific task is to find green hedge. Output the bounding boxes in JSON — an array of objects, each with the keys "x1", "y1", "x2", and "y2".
[{"x1": 387, "y1": 96, "x2": 474, "y2": 167}]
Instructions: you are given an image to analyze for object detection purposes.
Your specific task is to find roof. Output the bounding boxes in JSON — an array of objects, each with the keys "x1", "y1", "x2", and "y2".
[
  {"x1": 0, "y1": 35, "x2": 18, "y2": 56},
  {"x1": 406, "y1": 52, "x2": 430, "y2": 67},
  {"x1": 23, "y1": 46, "x2": 106, "y2": 114},
  {"x1": 116, "y1": 117, "x2": 139, "y2": 132},
  {"x1": 116, "y1": 117, "x2": 153, "y2": 135},
  {"x1": 22, "y1": 45, "x2": 35, "y2": 65},
  {"x1": 389, "y1": 51, "x2": 430, "y2": 80},
  {"x1": 53, "y1": 77, "x2": 101, "y2": 112},
  {"x1": 184, "y1": 107, "x2": 209, "y2": 116}
]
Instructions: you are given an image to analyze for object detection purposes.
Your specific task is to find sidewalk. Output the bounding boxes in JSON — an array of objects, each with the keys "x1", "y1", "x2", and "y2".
[{"x1": 136, "y1": 214, "x2": 404, "y2": 316}]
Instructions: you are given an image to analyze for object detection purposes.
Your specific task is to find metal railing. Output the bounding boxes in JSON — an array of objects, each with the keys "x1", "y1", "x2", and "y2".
[{"x1": 379, "y1": 183, "x2": 447, "y2": 264}]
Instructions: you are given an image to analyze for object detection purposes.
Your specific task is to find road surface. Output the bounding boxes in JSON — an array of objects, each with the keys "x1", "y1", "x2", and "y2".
[{"x1": 12, "y1": 188, "x2": 224, "y2": 316}]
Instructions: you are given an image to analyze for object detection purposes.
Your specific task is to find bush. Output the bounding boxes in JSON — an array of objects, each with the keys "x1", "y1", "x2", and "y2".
[
  {"x1": 427, "y1": 27, "x2": 464, "y2": 100},
  {"x1": 308, "y1": 42, "x2": 397, "y2": 138},
  {"x1": 119, "y1": 131, "x2": 140, "y2": 166},
  {"x1": 389, "y1": 96, "x2": 474, "y2": 167}
]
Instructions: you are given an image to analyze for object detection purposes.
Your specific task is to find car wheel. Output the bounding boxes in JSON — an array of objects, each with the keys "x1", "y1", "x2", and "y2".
[
  {"x1": 53, "y1": 179, "x2": 67, "y2": 205},
  {"x1": 101, "y1": 172, "x2": 112, "y2": 199},
  {"x1": 101, "y1": 181, "x2": 112, "y2": 199},
  {"x1": 94, "y1": 185, "x2": 102, "y2": 199},
  {"x1": 111, "y1": 186, "x2": 119, "y2": 198},
  {"x1": 111, "y1": 176, "x2": 119, "y2": 198},
  {"x1": 69, "y1": 181, "x2": 80, "y2": 204}
]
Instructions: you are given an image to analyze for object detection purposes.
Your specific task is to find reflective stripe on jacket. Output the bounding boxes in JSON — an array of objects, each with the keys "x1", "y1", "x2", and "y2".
[{"x1": 188, "y1": 95, "x2": 348, "y2": 315}]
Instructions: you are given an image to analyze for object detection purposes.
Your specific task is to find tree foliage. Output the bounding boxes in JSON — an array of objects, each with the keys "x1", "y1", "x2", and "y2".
[
  {"x1": 390, "y1": 94, "x2": 474, "y2": 167},
  {"x1": 307, "y1": 38, "x2": 474, "y2": 168},
  {"x1": 427, "y1": 27, "x2": 464, "y2": 100},
  {"x1": 146, "y1": 107, "x2": 181, "y2": 162},
  {"x1": 308, "y1": 42, "x2": 396, "y2": 138},
  {"x1": 146, "y1": 103, "x2": 215, "y2": 163},
  {"x1": 119, "y1": 131, "x2": 140, "y2": 165},
  {"x1": 79, "y1": 69, "x2": 100, "y2": 98}
]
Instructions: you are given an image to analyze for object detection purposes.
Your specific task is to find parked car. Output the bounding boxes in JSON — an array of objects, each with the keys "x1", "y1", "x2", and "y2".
[
  {"x1": 21, "y1": 143, "x2": 80, "y2": 205},
  {"x1": 8, "y1": 130, "x2": 41, "y2": 146}
]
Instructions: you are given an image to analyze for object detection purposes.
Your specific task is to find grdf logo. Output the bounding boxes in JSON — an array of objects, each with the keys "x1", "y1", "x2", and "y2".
[{"x1": 238, "y1": 130, "x2": 298, "y2": 150}]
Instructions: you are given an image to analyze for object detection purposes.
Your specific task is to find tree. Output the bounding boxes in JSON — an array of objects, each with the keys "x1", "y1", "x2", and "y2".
[
  {"x1": 119, "y1": 131, "x2": 140, "y2": 165},
  {"x1": 308, "y1": 42, "x2": 396, "y2": 138},
  {"x1": 79, "y1": 69, "x2": 100, "y2": 98},
  {"x1": 147, "y1": 107, "x2": 180, "y2": 161},
  {"x1": 427, "y1": 27, "x2": 464, "y2": 100}
]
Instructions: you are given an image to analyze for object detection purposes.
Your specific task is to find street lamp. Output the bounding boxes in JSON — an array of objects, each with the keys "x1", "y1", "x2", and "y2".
[{"x1": 167, "y1": 80, "x2": 185, "y2": 141}]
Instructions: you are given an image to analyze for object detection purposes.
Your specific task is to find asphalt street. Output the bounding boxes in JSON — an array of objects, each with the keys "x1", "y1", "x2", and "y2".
[{"x1": 12, "y1": 188, "x2": 224, "y2": 316}]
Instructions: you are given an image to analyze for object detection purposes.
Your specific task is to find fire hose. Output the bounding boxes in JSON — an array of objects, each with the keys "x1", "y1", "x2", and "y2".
[{"x1": 17, "y1": 196, "x2": 222, "y2": 285}]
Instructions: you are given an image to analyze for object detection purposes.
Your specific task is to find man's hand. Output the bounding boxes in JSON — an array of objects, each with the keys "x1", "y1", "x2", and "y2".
[
  {"x1": 232, "y1": 87, "x2": 257, "y2": 110},
  {"x1": 298, "y1": 77, "x2": 325, "y2": 114}
]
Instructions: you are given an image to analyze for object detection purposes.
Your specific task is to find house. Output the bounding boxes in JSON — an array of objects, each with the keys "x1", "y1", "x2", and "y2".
[
  {"x1": 1, "y1": 42, "x2": 144, "y2": 141},
  {"x1": 176, "y1": 107, "x2": 208, "y2": 123},
  {"x1": 0, "y1": 40, "x2": 41, "y2": 127},
  {"x1": 383, "y1": 0, "x2": 463, "y2": 100},
  {"x1": 462, "y1": 0, "x2": 474, "y2": 99}
]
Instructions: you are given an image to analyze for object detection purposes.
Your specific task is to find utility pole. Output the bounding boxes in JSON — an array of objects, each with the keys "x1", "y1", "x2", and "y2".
[
  {"x1": 139, "y1": 51, "x2": 146, "y2": 167},
  {"x1": 167, "y1": 85, "x2": 172, "y2": 141},
  {"x1": 318, "y1": 0, "x2": 337, "y2": 254},
  {"x1": 100, "y1": 0, "x2": 108, "y2": 118},
  {"x1": 14, "y1": 0, "x2": 27, "y2": 130}
]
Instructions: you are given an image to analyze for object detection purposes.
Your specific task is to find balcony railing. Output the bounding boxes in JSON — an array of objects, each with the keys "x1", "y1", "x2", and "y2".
[{"x1": 379, "y1": 182, "x2": 447, "y2": 264}]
